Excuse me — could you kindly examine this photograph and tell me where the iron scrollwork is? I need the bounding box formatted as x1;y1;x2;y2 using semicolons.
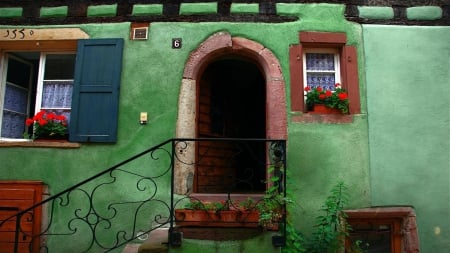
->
0;138;286;252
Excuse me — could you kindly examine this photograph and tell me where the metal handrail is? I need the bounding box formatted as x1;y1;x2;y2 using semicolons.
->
0;138;286;252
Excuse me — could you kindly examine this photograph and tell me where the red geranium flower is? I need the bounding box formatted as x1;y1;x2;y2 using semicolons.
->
25;118;34;127
56;115;66;121
46;112;56;120
304;84;349;113
24;110;68;139
33;110;46;120
338;92;348;100
38;119;48;126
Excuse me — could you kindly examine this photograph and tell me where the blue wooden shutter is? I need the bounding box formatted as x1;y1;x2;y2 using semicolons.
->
69;39;124;142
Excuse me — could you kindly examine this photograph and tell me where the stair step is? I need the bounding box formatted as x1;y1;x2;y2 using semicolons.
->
121;243;140;253
139;228;169;253
122;228;169;253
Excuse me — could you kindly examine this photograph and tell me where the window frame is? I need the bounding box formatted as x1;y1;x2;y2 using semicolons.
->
344;207;420;253
0;53;33;139
35;52;76;115
289;32;360;118
303;48;341;92
0;51;76;140
0;40;78;141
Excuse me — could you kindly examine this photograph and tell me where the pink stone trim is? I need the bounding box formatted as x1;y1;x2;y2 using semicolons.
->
181;32;287;140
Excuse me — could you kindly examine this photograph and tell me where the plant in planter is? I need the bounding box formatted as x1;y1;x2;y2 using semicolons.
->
256;166;288;230
174;198;260;227
305;83;349;114
24;110;68;140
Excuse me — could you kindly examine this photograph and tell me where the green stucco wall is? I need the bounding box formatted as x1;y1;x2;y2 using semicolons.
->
1;2;447;252
363;25;450;252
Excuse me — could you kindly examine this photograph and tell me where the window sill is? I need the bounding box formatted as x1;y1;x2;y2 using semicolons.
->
291;112;354;124
0;139;80;148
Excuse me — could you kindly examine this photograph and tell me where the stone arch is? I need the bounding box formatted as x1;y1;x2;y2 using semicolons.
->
174;32;287;194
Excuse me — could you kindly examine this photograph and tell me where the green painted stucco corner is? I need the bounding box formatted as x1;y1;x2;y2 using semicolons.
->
40;6;68;18
179;2;218;15
132;4;163;16
0;7;22;18
87;4;118;17
407;6;443;20
358;6;394;20
230;3;259;14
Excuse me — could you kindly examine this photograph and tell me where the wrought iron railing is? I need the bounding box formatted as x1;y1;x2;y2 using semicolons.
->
0;138;286;252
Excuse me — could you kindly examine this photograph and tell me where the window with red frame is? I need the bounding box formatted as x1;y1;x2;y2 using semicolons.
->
289;32;360;115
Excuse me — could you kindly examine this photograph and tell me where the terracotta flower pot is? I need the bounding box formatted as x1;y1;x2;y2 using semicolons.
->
310;104;342;114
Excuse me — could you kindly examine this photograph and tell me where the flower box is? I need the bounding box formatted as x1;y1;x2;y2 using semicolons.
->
310;104;342;114
174;209;260;228
305;83;349;114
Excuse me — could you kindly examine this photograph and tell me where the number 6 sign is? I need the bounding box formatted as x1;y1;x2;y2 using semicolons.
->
172;38;182;49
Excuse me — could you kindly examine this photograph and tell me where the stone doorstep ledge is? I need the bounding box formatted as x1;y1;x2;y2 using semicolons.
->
138;228;169;253
0;140;80;148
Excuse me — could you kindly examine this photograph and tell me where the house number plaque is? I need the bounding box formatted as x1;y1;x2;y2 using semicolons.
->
172;38;182;49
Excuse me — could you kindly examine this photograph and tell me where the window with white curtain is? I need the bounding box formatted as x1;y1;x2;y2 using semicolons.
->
303;48;341;91
0;52;75;139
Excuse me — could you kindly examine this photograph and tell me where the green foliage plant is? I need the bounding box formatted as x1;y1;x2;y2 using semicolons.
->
307;181;350;253
256;165;287;229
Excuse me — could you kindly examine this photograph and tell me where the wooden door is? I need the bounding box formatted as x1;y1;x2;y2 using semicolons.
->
0;181;44;253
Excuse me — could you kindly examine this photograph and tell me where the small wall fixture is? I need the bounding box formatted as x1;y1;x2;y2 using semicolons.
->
140;112;148;125
130;22;149;40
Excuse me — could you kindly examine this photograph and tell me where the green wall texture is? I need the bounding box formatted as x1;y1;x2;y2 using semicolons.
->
363;25;450;252
0;3;448;252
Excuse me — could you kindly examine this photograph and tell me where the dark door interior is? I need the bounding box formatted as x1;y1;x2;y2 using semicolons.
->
195;57;266;193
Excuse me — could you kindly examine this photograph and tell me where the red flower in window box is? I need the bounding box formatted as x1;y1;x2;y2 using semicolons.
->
305;83;349;114
25;110;68;140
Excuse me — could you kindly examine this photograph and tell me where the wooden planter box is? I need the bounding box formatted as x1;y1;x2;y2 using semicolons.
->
174;209;260;228
310;104;342;114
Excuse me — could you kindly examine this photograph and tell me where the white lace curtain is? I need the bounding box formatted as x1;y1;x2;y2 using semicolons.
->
1;80;72;138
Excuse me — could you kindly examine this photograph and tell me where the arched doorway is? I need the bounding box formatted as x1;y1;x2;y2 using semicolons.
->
175;32;287;195
196;57;266;193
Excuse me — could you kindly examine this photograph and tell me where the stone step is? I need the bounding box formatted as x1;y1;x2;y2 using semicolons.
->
139;227;169;253
122;228;169;253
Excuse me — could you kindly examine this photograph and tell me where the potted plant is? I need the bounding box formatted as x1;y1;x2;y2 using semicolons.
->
25;110;68;140
304;83;349;114
174;164;287;230
174;199;260;227
255;166;286;231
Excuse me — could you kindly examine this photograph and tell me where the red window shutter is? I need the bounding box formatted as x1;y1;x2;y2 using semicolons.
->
289;44;305;112
342;45;360;114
